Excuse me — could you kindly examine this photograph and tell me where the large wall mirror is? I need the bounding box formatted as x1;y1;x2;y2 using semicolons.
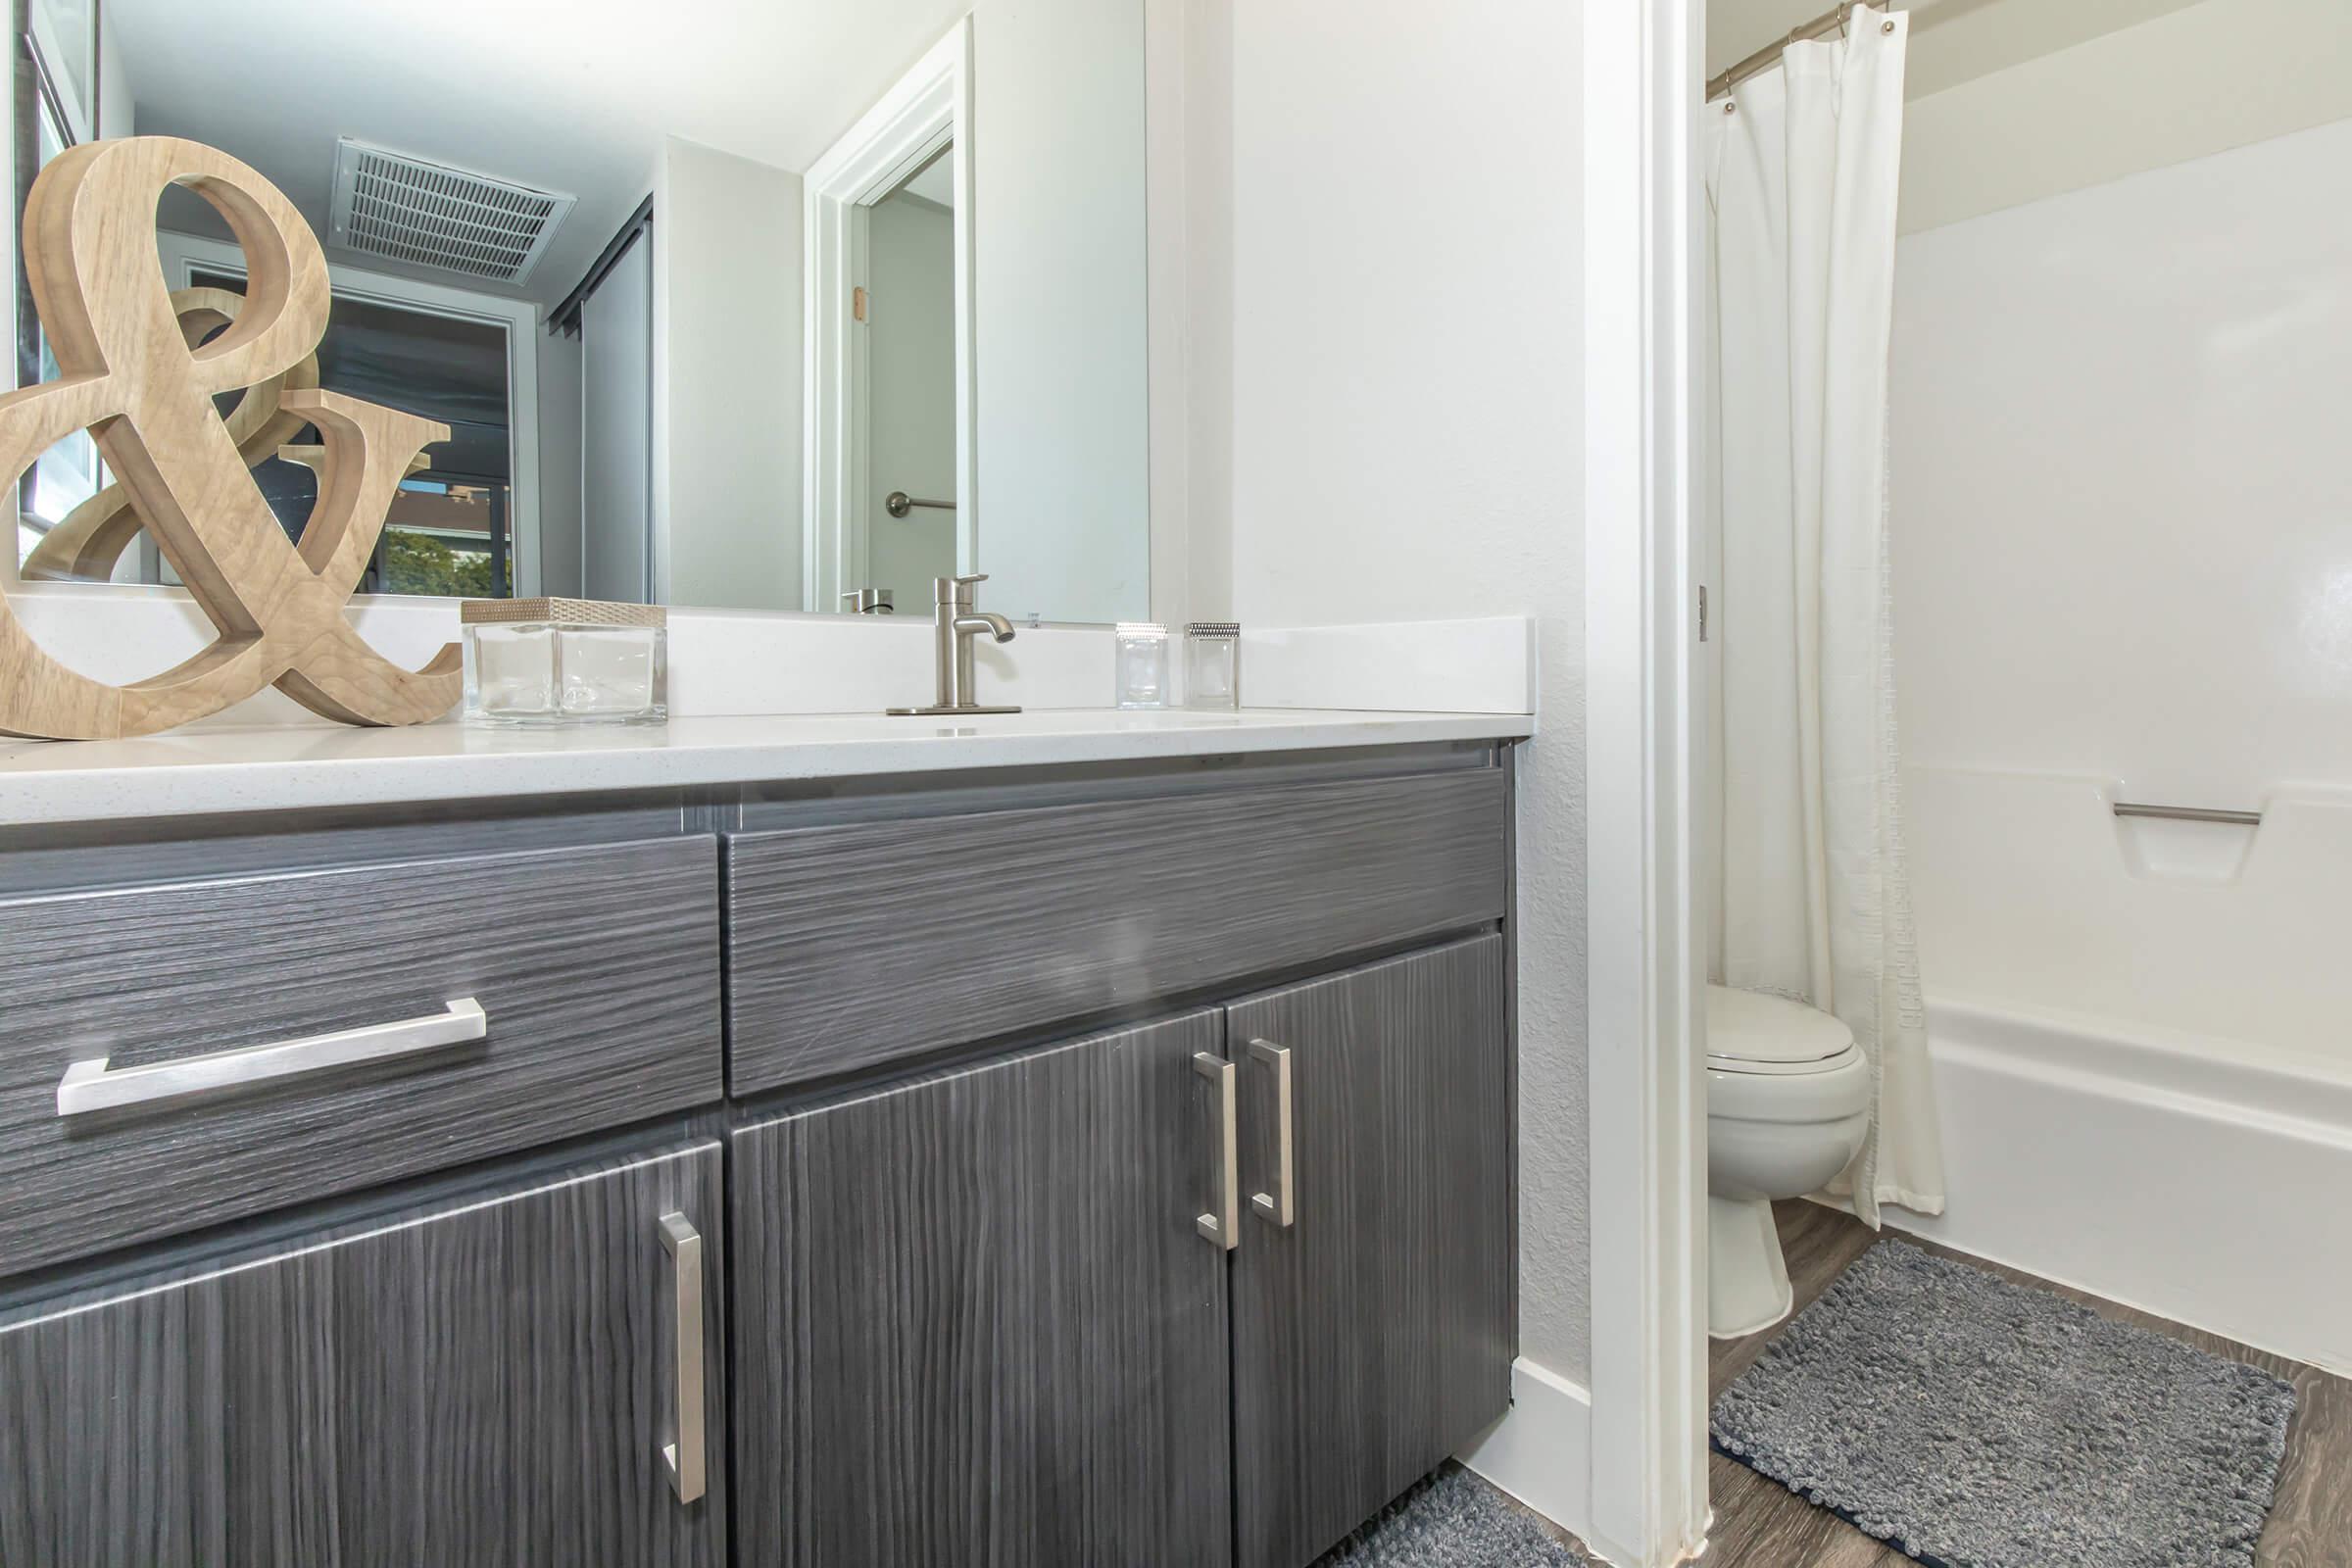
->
4;0;1149;624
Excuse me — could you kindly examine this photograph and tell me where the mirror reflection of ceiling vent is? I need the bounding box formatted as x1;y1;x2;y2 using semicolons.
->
326;138;575;285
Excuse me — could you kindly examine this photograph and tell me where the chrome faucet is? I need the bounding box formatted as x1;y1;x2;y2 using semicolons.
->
887;573;1022;715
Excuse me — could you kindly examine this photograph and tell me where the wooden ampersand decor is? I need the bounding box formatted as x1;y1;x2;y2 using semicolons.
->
21;285;320;583
0;136;462;740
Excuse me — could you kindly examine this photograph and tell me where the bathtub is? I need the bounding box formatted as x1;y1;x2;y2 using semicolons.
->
1884;766;2352;1374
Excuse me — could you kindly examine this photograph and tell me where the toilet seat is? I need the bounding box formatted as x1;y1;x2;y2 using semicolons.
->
1705;984;1859;1077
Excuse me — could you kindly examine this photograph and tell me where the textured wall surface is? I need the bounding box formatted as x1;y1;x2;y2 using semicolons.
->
1186;0;1590;1379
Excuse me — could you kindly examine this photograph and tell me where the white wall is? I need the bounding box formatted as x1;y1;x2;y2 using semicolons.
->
1711;0;2206;91
652;136;804;612
972;0;1151;624
866;192;959;610
1190;0;1589;1380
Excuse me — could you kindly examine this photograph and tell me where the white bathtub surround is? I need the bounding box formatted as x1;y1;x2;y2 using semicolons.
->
1873;103;2352;1380
1884;764;2352;1370
1707;11;1943;1227
1905;766;2351;1048
1889;115;2352;796
0;708;1532;827
0;583;1533;727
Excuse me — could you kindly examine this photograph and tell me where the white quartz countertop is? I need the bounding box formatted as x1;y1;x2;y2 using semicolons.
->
0;708;1534;828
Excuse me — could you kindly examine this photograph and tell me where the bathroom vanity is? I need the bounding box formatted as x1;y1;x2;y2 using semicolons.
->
0;712;1527;1568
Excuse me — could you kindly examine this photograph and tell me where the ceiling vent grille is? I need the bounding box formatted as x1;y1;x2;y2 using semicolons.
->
326;138;576;285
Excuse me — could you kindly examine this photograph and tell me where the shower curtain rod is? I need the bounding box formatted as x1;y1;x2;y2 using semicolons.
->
1706;0;1891;103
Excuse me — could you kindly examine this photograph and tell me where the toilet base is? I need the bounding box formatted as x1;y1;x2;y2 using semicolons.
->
1709;1194;1794;1340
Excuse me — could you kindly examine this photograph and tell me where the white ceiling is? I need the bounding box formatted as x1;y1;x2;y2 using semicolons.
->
113;0;972;305
1707;0;2211;97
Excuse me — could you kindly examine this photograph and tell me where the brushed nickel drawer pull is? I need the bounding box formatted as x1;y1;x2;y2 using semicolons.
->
54;997;488;1118
658;1211;708;1504
1194;1051;1240;1250
1247;1039;1296;1228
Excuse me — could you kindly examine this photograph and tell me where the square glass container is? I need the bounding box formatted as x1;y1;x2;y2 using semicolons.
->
1114;622;1172;710
1183;621;1241;710
461;598;667;726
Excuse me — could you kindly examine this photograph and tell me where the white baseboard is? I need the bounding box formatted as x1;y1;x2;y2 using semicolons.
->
1459;1356;1592;1550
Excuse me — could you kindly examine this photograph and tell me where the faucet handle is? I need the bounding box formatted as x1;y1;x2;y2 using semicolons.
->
935;573;990;606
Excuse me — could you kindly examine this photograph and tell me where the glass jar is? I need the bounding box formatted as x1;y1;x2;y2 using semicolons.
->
462;598;667;725
1183;621;1241;710
1114;622;1171;710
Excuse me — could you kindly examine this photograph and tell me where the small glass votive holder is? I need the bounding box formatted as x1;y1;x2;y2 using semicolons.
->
1114;621;1172;710
462;598;667;726
1184;621;1241;710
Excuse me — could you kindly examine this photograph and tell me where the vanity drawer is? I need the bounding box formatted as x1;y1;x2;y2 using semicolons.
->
0;835;722;1277
723;768;1507;1093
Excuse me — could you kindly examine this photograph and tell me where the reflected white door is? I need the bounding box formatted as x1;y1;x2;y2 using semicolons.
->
580;231;653;604
863;183;958;612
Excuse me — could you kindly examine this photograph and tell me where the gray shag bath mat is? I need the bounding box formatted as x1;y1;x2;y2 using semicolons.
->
1315;1465;1587;1566
1712;1240;2296;1568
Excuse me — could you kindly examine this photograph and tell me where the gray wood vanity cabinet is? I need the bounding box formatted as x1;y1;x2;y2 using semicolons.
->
0;834;725;1274
1229;936;1513;1568
0;1140;729;1568
0;743;1520;1568
721;769;1509;1092
729;1009;1236;1568
727;936;1509;1568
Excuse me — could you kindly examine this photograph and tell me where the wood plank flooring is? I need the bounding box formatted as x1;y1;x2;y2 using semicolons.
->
1551;1200;2352;1566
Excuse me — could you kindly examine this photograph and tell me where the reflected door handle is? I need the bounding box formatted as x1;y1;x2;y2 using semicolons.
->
1248;1039;1296;1227
658;1211;707;1504
1194;1052;1239;1250
885;491;956;518
56;998;487;1118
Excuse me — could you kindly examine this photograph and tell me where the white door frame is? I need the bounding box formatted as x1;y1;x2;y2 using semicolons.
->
1582;0;1708;1565
156;229;545;599
801;20;976;613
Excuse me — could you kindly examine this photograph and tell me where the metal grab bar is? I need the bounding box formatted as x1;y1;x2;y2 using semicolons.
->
885;491;956;518
2112;802;2263;827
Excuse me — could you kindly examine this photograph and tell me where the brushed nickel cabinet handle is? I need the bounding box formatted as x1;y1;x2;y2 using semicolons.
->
1247;1039;1296;1228
658;1211;707;1504
1194;1052;1240;1250
55;997;488;1118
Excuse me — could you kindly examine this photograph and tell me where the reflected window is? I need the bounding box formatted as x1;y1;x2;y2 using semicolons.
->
188;270;515;598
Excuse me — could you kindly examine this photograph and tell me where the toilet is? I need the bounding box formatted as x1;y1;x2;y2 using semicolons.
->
1705;984;1873;1338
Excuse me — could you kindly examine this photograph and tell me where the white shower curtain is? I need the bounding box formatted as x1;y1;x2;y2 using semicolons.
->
1706;9;1943;1225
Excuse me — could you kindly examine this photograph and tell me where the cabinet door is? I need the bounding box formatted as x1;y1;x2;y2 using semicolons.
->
732;1011;1233;1568
0;1140;727;1568
1226;936;1513;1568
